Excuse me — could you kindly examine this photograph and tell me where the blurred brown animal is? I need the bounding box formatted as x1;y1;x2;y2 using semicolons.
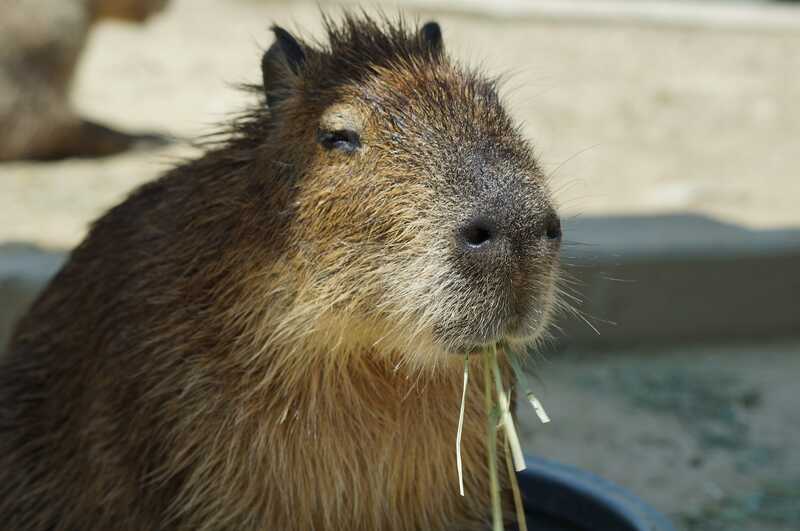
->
0;14;562;531
0;0;169;161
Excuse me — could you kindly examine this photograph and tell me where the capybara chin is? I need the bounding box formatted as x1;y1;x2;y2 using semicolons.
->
0;13;562;531
0;0;169;161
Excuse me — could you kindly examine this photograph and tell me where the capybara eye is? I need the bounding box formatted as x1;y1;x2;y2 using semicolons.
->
318;129;361;153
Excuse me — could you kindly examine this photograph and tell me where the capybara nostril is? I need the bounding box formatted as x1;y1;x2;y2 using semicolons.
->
545;213;562;241
460;218;495;248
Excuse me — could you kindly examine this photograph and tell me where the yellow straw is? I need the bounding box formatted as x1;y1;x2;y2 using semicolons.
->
456;353;469;496
504;432;528;531
484;349;503;531
491;344;526;472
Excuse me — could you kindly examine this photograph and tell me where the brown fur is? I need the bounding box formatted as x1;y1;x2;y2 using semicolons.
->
0;13;560;531
0;0;169;161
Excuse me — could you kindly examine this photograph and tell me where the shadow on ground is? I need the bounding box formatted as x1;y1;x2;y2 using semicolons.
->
517;341;800;531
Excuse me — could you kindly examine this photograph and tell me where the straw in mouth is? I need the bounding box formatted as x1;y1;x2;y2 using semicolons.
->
454;342;550;531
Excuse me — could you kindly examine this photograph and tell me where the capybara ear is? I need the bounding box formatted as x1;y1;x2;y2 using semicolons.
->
262;25;306;108
419;21;443;53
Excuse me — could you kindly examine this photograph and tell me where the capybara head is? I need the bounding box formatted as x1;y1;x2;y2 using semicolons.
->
90;0;169;23
249;15;561;369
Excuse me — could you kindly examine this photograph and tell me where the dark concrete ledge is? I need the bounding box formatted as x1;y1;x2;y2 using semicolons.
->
1;214;799;352
555;214;800;348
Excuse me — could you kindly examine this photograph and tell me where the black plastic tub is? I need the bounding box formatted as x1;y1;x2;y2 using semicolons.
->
511;456;676;531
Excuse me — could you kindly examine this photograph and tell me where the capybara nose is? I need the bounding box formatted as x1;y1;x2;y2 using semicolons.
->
456;208;561;271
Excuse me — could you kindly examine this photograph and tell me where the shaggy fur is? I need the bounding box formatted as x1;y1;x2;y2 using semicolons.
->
0;0;168;161
0;13;560;531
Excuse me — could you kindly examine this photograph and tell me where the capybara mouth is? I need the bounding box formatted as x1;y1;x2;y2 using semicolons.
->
452;342;499;356
447;315;540;355
441;287;556;355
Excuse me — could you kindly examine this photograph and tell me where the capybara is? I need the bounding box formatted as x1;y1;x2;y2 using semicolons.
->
0;13;562;531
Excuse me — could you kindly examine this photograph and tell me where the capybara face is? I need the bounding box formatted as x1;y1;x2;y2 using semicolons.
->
260;17;560;366
92;0;168;23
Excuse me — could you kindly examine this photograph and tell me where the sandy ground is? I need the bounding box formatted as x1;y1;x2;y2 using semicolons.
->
517;341;800;530
1;0;799;249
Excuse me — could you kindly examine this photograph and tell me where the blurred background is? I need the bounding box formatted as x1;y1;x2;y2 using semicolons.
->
1;0;798;529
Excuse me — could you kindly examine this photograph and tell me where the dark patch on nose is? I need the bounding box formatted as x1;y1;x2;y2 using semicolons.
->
459;217;495;248
454;212;514;277
545;212;562;241
454;215;512;280
453;202;561;282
